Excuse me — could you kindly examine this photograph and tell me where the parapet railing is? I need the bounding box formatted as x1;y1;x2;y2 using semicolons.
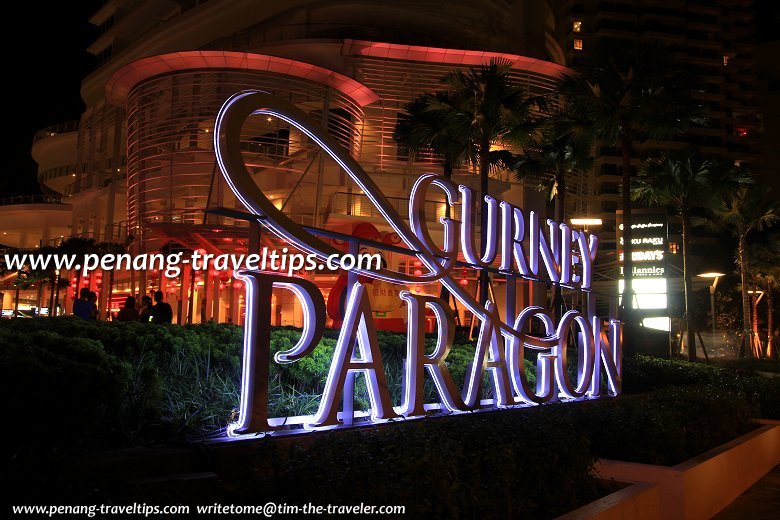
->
33;120;80;144
0;195;63;206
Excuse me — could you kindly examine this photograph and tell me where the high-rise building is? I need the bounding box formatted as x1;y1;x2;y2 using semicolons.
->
551;0;759;251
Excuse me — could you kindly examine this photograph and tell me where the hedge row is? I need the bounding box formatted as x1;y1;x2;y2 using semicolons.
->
623;355;780;419
231;382;756;518
0;318;514;444
0;318;771;515
0;318;774;453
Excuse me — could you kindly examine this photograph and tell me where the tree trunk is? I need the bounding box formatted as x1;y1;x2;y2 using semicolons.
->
479;138;491;306
36;283;43;315
440;157;453;305
767;289;775;358
619;131;635;325
752;291;762;358
54;275;61;316
107;269;115;321
74;270;82;315
738;235;752;358
48;274;55;315
682;210;696;361
552;170;566;323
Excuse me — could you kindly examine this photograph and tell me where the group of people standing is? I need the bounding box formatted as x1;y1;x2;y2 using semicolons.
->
72;288;99;320
73;289;173;324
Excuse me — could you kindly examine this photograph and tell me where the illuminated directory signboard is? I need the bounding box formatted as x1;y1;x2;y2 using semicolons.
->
214;91;622;436
617;210;669;331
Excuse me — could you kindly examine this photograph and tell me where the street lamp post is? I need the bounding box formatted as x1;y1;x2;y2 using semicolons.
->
697;272;725;335
570;217;603;233
570;218;604;316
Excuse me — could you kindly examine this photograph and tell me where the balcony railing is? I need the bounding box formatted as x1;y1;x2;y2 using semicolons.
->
330;191;445;221
33;120;80;144
0;195;63;207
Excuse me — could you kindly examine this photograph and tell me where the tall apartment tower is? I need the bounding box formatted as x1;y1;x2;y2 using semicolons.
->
550;0;759;253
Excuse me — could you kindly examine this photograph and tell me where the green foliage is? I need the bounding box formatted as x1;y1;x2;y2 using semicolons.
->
0;319;490;440
711;357;780;374
2;318;775;463
0;328;131;444
2;320;774;517
244;405;598;519
0;318;244;440
624;355;780;419
565;385;756;465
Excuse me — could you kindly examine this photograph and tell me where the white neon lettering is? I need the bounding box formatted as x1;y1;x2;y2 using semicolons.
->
212;90;622;437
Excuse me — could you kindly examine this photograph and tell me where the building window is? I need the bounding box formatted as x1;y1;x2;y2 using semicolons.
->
574;38;584;51
601;201;618;213
723;55;730;66
669;242;679;254
573;20;582;32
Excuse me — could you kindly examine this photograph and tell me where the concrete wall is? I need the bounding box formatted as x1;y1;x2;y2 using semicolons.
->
557;422;780;520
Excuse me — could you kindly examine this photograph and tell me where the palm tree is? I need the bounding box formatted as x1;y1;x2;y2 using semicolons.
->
394;59;543;305
633;150;718;361
559;39;703;323
58;237;98;302
749;235;780;357
394;91;468;181
712;184;779;357
394;91;469;305
97;241;127;320
513;108;593;320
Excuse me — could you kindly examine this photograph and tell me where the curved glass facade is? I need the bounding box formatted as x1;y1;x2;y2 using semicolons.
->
126;69;364;239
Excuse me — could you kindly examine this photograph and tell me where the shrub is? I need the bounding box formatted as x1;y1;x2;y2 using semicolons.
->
0;328;131;445
623;355;780;419
243;405;599;519
566;385;757;465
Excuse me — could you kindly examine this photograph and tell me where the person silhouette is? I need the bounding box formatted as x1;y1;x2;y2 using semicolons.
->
151;290;173;324
72;287;92;320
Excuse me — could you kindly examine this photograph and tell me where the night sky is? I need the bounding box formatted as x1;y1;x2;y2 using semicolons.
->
2;2;101;198
2;1;779;198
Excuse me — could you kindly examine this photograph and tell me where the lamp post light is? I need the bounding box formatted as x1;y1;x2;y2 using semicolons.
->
570;218;604;315
698;272;725;335
570;217;603;234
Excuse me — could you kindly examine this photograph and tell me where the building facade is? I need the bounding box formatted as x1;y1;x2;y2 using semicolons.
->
2;0;759;329
3;0;573;324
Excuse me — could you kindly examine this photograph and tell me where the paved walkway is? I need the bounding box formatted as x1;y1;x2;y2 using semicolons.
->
713;464;780;519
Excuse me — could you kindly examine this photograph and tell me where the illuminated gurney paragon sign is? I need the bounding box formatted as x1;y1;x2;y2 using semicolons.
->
215;91;622;436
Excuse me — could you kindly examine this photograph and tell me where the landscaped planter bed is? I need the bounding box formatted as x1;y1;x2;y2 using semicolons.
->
557;421;780;520
2;318;779;518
